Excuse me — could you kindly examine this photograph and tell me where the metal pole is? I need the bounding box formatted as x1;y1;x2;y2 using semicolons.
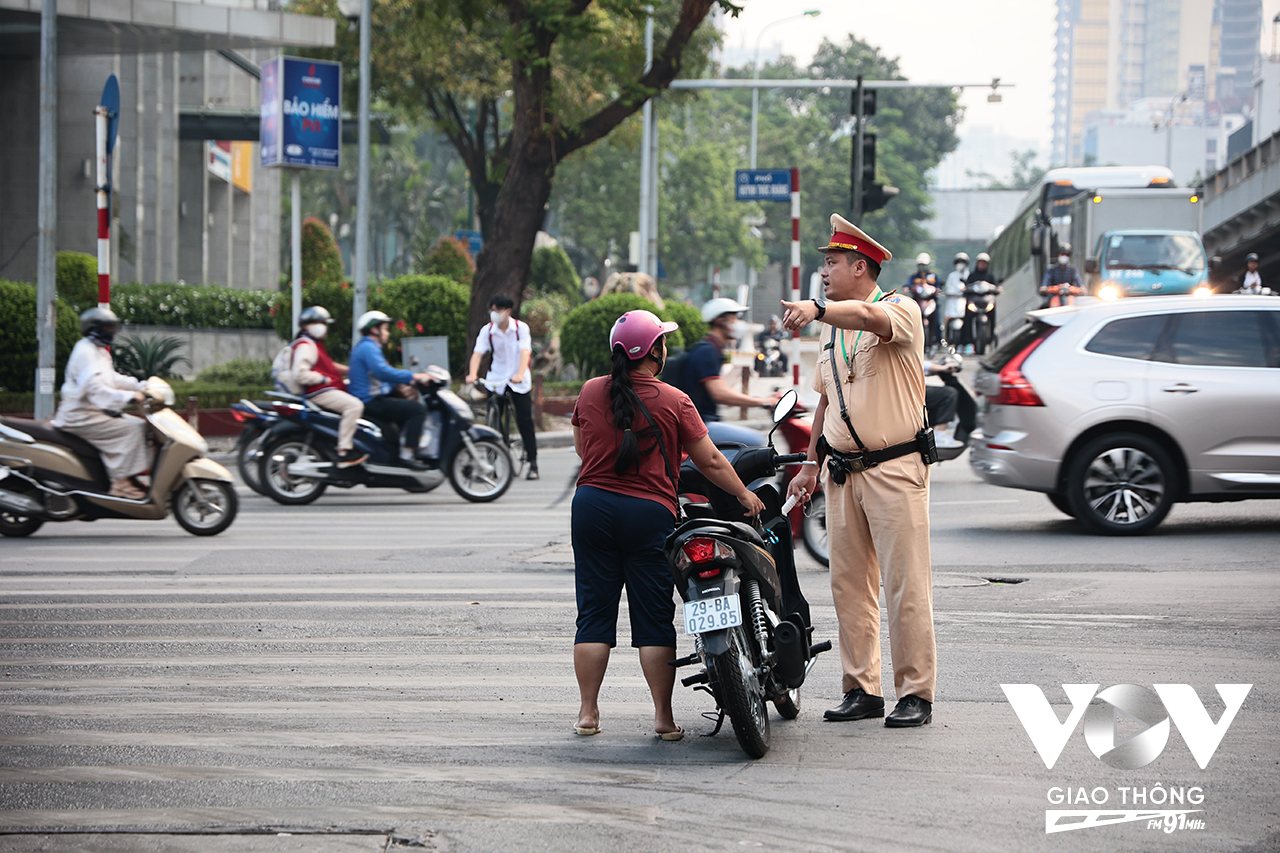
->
790;167;800;389
352;0;371;347
291;170;302;336
646;107;658;277
95;106;111;307
750;87;759;171
852;74;864;224
34;0;57;420
637;9;653;277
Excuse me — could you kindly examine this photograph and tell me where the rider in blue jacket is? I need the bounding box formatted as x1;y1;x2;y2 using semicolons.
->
349;311;433;468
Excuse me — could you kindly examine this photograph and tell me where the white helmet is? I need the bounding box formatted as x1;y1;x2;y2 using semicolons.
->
701;297;748;324
915;253;932;266
975;252;990;263
953;252;969;264
357;310;393;333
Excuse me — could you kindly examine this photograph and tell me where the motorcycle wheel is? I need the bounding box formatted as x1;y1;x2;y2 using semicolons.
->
801;493;829;567
974;322;991;355
706;625;771;759
773;688;801;720
0;509;43;538
448;437;513;503
259;436;331;505
172;479;238;536
237;430;268;495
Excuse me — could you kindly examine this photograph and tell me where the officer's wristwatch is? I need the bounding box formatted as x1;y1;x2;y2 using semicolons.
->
811;299;826;320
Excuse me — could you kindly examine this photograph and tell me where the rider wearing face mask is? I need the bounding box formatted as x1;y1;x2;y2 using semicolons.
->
290;305;367;468
679;298;776;425
1038;242;1084;308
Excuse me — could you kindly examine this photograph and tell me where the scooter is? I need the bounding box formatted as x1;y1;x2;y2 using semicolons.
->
667;391;832;758
967;281;1002;354
754;338;787;377
772;395;828;567
0;378;238;537
229;399;277;496
257;366;513;505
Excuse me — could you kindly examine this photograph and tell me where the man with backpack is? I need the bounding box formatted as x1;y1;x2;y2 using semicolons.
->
465;295;539;480
671;297;776;426
275;306;367;468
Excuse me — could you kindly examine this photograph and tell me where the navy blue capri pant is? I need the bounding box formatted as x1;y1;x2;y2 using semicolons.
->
572;485;677;648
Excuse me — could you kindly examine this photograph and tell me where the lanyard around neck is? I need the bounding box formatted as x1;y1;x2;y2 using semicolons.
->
841;287;885;368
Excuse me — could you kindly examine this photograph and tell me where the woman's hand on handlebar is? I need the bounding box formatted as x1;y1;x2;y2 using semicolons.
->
736;489;765;517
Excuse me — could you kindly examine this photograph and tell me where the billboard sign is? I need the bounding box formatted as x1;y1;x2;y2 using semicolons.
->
260;55;342;170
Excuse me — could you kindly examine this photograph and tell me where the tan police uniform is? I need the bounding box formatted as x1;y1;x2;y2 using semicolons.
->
812;228;936;704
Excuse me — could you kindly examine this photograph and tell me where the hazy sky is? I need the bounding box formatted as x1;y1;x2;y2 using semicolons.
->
720;0;1280;185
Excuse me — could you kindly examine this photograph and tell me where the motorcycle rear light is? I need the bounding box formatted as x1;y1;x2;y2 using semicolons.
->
992;328;1054;407
231;409;246;422
697;567;722;579
676;537;735;571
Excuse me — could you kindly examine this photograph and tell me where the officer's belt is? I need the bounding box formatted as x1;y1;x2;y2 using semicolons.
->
818;434;918;481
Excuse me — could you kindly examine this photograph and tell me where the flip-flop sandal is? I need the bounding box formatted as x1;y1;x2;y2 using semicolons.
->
574;725;601;736
656;726;684;741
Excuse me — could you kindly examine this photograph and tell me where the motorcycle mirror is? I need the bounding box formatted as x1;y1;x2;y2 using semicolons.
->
772;390;798;424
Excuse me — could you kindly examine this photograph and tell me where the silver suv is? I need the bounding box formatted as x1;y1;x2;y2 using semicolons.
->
969;295;1280;534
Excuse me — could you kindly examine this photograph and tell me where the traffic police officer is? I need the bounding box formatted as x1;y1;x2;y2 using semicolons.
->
780;214;937;728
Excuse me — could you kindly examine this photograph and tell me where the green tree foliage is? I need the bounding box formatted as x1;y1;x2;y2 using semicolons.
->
292;0;736;345
527;246;581;306
379;274;471;374
416;236;475;287
197;358;273;386
967;149;1047;191
56;252;99;313
111;335;191;380
0;280;79;393
559;292;697;379
301;217;345;287
112;283;275;329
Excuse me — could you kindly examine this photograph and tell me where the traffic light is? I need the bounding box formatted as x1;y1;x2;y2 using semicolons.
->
860;131;877;186
850;88;876;118
862;182;899;214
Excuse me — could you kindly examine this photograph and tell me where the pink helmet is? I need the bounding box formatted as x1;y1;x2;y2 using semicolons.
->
609;310;678;361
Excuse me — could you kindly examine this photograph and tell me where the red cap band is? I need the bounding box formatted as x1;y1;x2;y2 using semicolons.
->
824;231;887;265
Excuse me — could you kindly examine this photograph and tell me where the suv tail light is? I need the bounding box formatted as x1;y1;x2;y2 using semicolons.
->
992;328;1054;407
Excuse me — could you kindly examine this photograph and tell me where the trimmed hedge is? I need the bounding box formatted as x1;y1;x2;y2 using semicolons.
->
57;251;99;313
528;245;581;306
113;283;275;329
301;217;344;287
272;280;355;359
418;236;474;287
560;293;697;379
196;358;273;386
0;279;80;393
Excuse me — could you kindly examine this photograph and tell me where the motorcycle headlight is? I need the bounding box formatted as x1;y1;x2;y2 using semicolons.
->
1097;284;1120;301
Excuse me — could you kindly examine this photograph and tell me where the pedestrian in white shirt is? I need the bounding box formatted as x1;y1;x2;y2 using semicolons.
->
466;295;539;479
52;308;150;499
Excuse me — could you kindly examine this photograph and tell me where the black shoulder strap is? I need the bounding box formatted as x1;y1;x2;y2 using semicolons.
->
824;325;870;453
630;389;681;494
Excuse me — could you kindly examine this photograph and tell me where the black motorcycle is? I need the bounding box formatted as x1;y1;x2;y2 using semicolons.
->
257;367;513;505
966;281;1001;355
667;391;831;758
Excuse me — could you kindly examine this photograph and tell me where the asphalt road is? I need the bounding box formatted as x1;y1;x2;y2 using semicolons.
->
1;439;1277;853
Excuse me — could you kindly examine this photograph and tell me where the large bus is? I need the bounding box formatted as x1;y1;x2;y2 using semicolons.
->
985;165;1176;336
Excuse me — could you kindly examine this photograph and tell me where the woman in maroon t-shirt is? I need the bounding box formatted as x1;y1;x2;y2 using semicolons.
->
570;310;763;740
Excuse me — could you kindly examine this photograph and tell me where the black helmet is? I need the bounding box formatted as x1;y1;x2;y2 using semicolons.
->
79;307;121;344
299;306;334;326
1246;253;1259;262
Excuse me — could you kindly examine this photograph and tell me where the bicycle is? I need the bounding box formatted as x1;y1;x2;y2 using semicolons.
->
471;381;529;478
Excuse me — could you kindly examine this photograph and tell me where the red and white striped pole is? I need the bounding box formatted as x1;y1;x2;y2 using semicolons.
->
790;167;801;388
94;105;110;309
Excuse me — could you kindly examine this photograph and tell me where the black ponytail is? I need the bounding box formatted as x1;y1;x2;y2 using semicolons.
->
610;344;642;475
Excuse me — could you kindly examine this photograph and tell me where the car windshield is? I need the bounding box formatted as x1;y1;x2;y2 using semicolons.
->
1105;234;1204;271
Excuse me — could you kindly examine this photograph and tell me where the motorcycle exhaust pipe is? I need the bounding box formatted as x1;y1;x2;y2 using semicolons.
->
0;486;45;516
774;619;808;689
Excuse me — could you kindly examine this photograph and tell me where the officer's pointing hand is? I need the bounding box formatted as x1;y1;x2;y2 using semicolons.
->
780;300;816;332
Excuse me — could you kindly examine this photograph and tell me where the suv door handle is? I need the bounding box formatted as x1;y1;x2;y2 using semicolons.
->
1162;383;1199;394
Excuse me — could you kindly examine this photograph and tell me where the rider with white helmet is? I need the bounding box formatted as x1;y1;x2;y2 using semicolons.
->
905;253;942;349
348;310;436;468
675;297;775;425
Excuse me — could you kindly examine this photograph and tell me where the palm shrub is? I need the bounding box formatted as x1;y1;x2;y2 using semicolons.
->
300;217;344;287
0;279;79;393
56;251;99;313
527;245;581;306
111;334;191;380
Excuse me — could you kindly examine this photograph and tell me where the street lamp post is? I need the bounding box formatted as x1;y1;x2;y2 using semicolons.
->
338;0;372;347
1164;92;1187;172
750;10;820;170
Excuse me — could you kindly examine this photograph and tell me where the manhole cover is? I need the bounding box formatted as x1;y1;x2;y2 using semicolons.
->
932;573;989;588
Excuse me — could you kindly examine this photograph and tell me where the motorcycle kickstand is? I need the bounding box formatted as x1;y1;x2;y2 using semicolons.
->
693;686;727;736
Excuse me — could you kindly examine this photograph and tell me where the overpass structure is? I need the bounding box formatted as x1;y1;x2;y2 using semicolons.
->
1201;128;1280;287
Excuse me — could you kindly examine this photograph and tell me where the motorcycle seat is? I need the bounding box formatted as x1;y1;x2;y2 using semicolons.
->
674;517;766;548
0;418;110;487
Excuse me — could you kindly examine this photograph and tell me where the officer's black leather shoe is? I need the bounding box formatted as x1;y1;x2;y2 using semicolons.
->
823;687;885;721
885;695;933;727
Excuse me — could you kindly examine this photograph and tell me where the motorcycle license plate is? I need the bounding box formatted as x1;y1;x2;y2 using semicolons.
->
682;594;742;635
